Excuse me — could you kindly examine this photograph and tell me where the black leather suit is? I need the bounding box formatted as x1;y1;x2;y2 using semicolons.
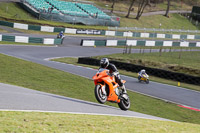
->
102;63;123;86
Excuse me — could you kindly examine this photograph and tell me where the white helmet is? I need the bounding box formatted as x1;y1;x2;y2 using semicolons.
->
141;69;145;74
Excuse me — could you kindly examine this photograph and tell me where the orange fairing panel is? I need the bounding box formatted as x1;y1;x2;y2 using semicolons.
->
107;93;120;103
102;77;120;103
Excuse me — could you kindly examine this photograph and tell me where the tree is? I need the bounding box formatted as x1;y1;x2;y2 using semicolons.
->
147;0;151;6
164;0;170;17
135;0;151;20
111;0;116;13
125;0;136;18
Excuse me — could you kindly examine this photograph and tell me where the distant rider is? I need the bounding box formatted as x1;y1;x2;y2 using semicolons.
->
99;58;127;93
58;31;64;38
138;69;147;79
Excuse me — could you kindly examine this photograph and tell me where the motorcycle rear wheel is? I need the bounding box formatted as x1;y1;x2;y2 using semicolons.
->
118;94;130;111
94;85;107;104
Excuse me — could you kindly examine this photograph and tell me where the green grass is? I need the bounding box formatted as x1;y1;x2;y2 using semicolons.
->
1;53;200;124
156;1;192;11
118;13;199;30
1;111;200;132
0;2;34;20
0;28;7;32
109;46;200;49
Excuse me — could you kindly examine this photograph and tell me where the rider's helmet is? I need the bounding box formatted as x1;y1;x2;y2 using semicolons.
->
60;31;63;34
141;69;146;74
100;58;109;68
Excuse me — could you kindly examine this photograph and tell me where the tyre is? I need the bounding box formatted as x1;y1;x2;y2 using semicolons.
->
146;79;149;84
138;77;141;82
118;94;130;111
94;85;107;104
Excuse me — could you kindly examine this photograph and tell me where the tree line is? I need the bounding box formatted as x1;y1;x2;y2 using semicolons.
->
108;0;200;20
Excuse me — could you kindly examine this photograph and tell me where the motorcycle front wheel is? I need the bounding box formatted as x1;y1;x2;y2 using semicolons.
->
94;85;107;104
138;76;141;82
118;94;130;111
146;79;149;84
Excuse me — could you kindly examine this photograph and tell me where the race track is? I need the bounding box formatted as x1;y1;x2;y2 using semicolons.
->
0;33;200;120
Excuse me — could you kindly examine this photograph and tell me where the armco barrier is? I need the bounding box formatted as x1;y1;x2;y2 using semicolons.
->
78;57;200;85
1;19;200;40
81;39;200;47
0;34;62;45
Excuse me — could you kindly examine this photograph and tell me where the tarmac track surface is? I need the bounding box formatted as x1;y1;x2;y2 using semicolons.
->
0;41;200;110
0;34;200;121
0;83;171;121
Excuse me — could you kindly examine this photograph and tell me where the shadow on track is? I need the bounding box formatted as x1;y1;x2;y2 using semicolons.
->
38;92;121;110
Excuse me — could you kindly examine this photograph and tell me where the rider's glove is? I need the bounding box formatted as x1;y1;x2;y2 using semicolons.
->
113;72;119;76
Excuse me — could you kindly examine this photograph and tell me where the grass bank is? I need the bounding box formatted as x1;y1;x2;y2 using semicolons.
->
0;111;200;132
118;13;198;29
92;0;192;13
0;53;200;124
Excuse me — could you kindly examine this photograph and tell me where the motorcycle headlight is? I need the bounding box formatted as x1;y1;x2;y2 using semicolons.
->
115;88;119;96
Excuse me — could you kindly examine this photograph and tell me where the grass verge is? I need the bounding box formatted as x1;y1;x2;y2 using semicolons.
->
0;111;200;132
109;46;200;49
51;57;200;92
0;53;200;124
0;28;7;32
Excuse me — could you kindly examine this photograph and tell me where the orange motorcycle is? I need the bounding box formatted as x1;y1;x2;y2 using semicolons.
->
92;68;130;110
